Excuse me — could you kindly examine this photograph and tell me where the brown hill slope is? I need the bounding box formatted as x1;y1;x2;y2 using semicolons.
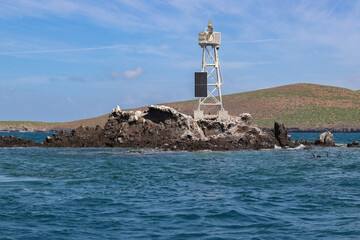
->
0;114;109;131
162;83;360;129
1;83;360;131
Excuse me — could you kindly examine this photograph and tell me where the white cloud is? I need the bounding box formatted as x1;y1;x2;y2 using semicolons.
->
262;1;360;63
2;76;87;84
110;67;145;80
2;0;360;91
226;39;287;44
0;0;254;33
137;45;171;57
223;61;272;69
124;67;145;79
0;45;126;55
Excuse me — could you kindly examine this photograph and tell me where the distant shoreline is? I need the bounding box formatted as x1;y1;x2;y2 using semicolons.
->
0;128;63;133
265;128;360;133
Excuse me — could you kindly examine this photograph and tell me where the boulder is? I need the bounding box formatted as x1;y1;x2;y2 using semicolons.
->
112;105;122;113
237;113;253;124
315;131;335;146
274;122;291;147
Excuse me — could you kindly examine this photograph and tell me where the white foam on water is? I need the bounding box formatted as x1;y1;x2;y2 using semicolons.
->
336;144;347;148
293;144;306;150
0;175;43;183
274;145;282;150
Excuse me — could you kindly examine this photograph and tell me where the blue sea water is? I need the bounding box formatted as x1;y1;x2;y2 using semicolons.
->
0;132;53;143
0;133;360;239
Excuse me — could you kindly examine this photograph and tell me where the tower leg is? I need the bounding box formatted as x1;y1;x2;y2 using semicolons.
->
194;109;204;120
214;47;223;111
201;47;206;71
217;110;229;121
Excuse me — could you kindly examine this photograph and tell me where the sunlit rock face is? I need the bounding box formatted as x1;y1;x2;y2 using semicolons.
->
315;131;335;146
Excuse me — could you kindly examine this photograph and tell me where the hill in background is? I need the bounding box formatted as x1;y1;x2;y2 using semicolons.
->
0;114;109;132
165;83;360;130
1;83;360;131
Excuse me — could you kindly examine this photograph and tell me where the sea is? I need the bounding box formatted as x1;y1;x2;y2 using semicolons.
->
0;132;359;239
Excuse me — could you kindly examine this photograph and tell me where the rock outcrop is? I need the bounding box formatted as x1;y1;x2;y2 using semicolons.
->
44;126;106;147
0;135;41;147
237;113;253;125
273;122;292;147
10;105;350;151
43;105;300;150
347;140;360;148
315;131;335;146
299;139;314;146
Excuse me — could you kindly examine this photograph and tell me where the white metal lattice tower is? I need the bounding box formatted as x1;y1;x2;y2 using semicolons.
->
194;20;228;120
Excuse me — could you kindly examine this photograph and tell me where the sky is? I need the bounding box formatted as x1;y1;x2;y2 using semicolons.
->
1;0;360;122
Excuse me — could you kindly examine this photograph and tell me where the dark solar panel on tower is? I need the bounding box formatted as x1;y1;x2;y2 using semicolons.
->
195;72;207;97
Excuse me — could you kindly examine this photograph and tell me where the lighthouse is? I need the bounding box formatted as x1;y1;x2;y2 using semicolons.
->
194;20;228;121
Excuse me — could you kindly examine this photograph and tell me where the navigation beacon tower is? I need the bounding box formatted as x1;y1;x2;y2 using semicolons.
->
194;20;229;120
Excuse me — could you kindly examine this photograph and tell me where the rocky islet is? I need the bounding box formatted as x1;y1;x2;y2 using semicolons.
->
0;105;352;150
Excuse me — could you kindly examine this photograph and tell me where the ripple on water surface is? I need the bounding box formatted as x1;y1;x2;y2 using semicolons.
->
0;144;359;239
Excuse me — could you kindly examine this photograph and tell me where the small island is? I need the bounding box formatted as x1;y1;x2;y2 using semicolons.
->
0;105;338;150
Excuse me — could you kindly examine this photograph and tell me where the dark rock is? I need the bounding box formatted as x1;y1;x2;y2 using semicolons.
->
274;122;291;147
43;125;106;147
347;140;360;148
101;105;276;150
300;139;314;145
0;135;41;147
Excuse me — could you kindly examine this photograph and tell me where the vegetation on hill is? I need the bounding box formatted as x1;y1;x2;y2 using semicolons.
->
1;83;359;130
162;83;360;129
0;114;109;131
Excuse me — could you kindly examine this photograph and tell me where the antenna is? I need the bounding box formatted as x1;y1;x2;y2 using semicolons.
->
194;20;229;121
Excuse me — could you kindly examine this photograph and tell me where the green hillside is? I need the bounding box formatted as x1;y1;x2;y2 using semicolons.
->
162;83;360;128
0;114;109;131
1;83;360;130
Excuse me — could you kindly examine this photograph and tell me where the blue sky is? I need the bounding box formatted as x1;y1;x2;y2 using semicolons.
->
1;0;360;122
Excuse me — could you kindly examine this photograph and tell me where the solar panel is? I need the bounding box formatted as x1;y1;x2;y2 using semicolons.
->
195;72;207;97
